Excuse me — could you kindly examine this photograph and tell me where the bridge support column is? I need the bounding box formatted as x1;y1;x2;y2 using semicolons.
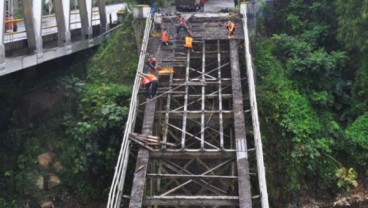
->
54;0;71;47
97;0;108;33
0;0;5;70
78;0;93;40
22;0;43;62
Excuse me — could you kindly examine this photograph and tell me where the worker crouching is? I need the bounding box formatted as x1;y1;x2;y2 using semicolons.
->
161;28;173;46
141;73;159;99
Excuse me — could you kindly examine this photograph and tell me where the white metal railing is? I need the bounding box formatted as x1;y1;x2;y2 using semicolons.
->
107;14;152;208
241;3;269;208
4;10;100;42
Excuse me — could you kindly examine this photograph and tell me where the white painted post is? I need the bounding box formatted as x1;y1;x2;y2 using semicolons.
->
86;0;92;36
33;0;43;62
78;0;93;40
55;0;71;46
62;0;71;44
0;0;5;70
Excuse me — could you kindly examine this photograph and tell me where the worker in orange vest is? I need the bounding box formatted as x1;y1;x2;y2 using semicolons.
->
147;56;158;74
161;28;172;46
176;13;192;37
226;21;236;38
141;73;159;99
185;34;193;52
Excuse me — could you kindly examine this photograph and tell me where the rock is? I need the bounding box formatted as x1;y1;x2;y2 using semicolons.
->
36;175;44;190
52;161;63;171
48;173;61;189
38;152;52;167
40;200;54;208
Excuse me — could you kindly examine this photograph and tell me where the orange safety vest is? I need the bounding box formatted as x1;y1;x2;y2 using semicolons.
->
185;36;193;48
228;22;235;32
141;77;150;85
162;31;170;42
146;73;158;81
141;74;157;85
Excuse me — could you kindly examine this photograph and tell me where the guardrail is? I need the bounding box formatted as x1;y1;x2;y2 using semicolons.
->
4;10;101;42
240;3;269;208
107;13;152;208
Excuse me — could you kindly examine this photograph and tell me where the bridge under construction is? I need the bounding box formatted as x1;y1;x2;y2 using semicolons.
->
108;2;268;208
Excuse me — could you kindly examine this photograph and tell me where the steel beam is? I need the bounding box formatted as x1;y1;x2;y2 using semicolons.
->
54;0;71;46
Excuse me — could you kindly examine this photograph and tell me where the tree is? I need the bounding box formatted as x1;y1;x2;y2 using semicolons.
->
335;0;368;52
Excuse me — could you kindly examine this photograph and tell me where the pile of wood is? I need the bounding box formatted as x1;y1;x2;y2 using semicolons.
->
129;133;176;151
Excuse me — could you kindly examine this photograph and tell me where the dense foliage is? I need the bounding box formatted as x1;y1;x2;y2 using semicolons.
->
0;14;139;207
255;0;368;206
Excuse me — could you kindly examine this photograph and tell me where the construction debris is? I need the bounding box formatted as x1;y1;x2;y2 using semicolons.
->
129;133;176;151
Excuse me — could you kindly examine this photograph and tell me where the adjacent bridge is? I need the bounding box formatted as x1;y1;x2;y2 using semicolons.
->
0;0;125;76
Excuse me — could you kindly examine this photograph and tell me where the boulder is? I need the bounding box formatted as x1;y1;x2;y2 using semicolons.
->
38;152;52;167
48;173;61;189
36;175;44;190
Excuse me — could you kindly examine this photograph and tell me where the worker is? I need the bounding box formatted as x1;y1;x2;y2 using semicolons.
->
141;73;159;99
146;56;158;74
199;0;206;11
184;34;193;52
226;21;236;38
153;8;162;32
161;28;172;46
176;13;192;37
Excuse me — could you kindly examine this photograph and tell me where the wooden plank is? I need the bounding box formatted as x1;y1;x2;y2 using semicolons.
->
150;151;236;159
201;41;206;149
217;40;225;149
230;39;252;208
147;173;238;179
143;196;239;206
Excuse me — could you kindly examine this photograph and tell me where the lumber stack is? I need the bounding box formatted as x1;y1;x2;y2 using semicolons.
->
129;133;176;151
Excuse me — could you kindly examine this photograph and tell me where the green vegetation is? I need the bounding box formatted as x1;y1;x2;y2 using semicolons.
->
1;0;367;207
255;0;368;205
0;14;140;206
